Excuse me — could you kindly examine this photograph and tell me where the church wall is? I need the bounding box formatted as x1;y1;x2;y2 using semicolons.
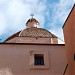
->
63;5;75;75
6;37;52;44
0;44;66;75
6;37;64;44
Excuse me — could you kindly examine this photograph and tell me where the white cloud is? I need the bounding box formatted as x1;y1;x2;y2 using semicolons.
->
49;0;74;26
0;13;7;35
0;0;47;37
0;0;8;4
46;0;74;40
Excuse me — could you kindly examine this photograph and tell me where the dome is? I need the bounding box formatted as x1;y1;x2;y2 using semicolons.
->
26;18;39;26
26;18;39;28
4;14;58;43
19;27;57;38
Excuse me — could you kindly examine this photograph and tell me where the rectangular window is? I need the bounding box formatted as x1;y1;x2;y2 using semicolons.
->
30;50;49;69
34;54;44;65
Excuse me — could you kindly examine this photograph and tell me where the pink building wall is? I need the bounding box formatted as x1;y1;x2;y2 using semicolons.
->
0;44;66;75
63;5;75;75
5;37;64;44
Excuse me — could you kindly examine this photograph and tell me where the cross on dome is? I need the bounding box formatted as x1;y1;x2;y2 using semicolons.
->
30;13;34;18
26;14;40;28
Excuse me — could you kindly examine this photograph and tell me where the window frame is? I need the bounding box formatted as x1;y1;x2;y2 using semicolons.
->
29;50;49;70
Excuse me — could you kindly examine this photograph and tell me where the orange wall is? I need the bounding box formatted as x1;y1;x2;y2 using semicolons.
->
63;5;75;75
74;5;75;75
0;44;66;75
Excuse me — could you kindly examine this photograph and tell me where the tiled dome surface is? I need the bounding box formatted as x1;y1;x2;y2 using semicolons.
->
19;27;57;38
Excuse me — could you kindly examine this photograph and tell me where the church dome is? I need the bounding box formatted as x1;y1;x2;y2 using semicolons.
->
19;27;57;38
26;18;39;26
26;14;39;28
4;14;58;43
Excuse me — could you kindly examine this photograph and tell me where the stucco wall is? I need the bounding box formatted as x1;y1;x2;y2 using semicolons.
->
74;5;75;75
0;44;66;75
63;5;75;75
6;37;64;44
6;37;52;44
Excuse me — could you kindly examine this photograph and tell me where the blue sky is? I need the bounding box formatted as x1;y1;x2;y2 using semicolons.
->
0;0;74;42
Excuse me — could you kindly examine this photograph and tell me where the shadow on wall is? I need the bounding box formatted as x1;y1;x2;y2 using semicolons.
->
0;67;13;75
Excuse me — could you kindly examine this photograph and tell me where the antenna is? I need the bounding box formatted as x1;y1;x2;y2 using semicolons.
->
30;13;34;18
